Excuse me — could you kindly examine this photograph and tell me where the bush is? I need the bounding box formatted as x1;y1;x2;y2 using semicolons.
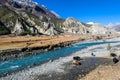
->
107;43;111;50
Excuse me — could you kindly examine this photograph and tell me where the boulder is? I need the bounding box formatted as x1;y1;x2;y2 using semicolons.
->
91;53;95;56
73;56;81;61
110;53;117;57
113;57;119;64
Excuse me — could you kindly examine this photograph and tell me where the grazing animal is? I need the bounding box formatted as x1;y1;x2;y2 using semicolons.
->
91;53;95;56
110;53;117;57
73;56;81;61
113;57;119;64
72;60;81;65
72;56;81;65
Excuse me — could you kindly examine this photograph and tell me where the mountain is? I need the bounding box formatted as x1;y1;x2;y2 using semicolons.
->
109;23;120;32
89;23;112;35
0;0;58;18
0;0;64;35
62;17;113;35
0;0;115;36
62;17;89;34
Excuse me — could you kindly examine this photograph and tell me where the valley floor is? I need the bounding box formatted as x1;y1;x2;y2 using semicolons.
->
0;34;87;61
0;34;85;50
1;36;120;80
0;34;118;61
0;34;118;51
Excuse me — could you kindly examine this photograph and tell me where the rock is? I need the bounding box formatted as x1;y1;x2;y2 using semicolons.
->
73;56;81;61
91;53;95;56
49;59;54;62
113;57;119;64
90;23;113;35
110;53;117;57
63;17;87;34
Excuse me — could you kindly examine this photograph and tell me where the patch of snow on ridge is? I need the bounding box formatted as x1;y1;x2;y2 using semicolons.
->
13;0;32;2
51;11;61;18
87;22;94;24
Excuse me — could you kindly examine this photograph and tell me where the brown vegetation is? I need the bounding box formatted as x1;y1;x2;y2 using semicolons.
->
0;34;85;50
0;34;119;51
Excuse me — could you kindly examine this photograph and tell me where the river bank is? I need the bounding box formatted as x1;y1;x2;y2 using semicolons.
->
0;34;86;61
1;37;120;80
0;34;119;61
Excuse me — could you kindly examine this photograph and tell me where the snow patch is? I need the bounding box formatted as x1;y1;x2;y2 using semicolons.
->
51;11;61;18
87;22;94;24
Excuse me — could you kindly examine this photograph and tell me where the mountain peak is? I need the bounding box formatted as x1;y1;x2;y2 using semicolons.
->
13;0;32;2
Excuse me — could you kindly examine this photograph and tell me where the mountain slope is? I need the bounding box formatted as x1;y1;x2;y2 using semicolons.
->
62;17;89;34
89;23;112;35
0;0;64;35
110;24;120;32
0;0;115;36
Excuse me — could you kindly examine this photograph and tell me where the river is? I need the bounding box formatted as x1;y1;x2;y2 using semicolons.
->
0;40;119;77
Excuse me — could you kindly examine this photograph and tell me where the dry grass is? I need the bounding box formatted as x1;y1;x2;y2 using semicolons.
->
0;34;87;50
79;62;120;80
0;34;119;50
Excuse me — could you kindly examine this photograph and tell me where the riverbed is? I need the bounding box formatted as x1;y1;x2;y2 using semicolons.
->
0;38;120;80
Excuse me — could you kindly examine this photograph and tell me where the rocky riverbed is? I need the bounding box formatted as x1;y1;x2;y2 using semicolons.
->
0;40;81;61
0;34;119;62
1;37;120;80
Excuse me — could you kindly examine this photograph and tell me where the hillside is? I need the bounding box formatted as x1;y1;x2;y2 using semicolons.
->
110;24;120;32
0;0;116;36
0;0;64;35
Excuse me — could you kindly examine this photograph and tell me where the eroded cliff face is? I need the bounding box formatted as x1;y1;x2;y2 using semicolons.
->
63;17;89;34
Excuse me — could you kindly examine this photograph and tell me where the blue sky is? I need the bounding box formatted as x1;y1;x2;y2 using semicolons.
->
33;0;120;25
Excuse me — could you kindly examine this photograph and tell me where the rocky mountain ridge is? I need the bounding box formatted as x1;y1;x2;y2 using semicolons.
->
0;0;115;36
109;23;120;32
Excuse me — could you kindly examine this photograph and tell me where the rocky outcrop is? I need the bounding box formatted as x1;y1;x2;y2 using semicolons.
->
12;19;23;35
63;17;88;34
88;23;112;35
